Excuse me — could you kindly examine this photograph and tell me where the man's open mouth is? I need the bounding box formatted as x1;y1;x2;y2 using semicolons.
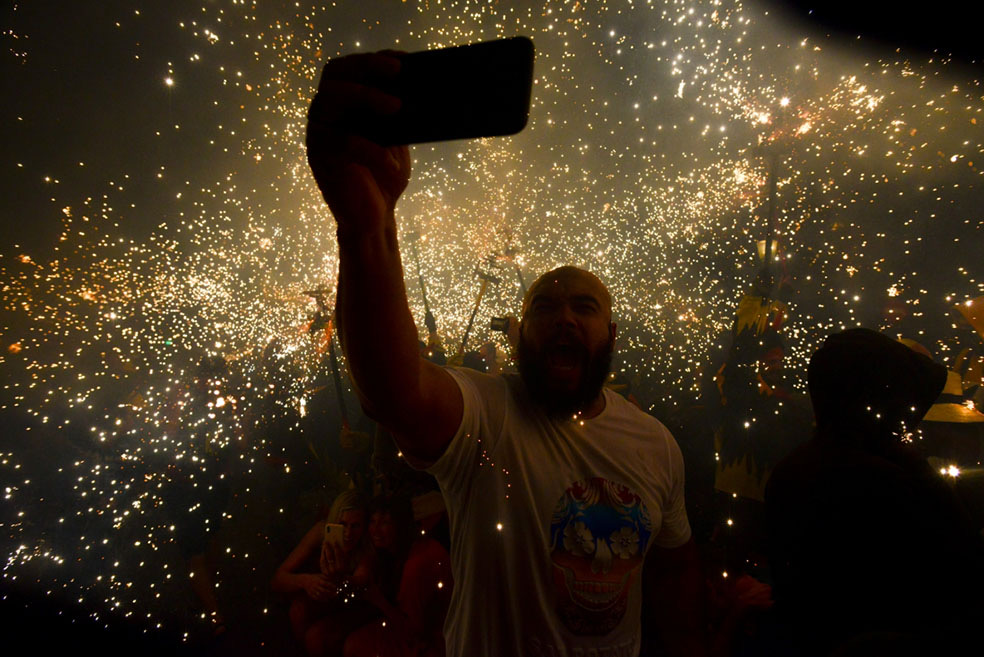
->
547;345;582;371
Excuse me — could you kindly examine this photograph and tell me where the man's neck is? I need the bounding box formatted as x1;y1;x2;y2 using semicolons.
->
513;371;609;420
578;390;607;420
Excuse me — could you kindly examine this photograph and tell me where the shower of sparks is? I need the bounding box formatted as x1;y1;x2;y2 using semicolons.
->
1;0;982;642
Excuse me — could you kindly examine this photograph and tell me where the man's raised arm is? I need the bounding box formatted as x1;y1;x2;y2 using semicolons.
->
306;51;462;466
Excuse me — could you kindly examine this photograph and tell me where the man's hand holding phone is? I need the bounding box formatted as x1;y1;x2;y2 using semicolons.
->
306;52;411;237
307;39;532;471
306;38;533;234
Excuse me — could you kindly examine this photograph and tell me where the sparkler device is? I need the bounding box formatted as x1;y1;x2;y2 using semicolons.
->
365;36;535;145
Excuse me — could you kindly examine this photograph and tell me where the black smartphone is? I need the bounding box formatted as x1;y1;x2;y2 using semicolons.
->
363;37;535;146
490;317;511;333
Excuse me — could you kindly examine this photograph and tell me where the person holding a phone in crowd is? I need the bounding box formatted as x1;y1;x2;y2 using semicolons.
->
271;489;378;655
342;494;453;657
305;44;705;657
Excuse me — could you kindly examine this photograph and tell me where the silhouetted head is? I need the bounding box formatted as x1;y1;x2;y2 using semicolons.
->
366;494;415;555
517;266;616;418
807;328;946;446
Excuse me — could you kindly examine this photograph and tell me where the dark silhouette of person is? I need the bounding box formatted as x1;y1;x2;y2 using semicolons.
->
271;490;379;656
343;494;453;657
765;328;984;656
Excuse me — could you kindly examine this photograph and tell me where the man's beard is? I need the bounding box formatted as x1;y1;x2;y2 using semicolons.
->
516;332;614;419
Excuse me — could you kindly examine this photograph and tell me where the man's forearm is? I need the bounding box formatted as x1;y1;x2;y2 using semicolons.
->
336;218;422;426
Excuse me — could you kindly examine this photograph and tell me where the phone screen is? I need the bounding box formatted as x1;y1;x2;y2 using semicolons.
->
364;37;535;145
323;522;345;548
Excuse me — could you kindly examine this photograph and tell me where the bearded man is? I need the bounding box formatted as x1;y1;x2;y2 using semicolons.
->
307;50;705;657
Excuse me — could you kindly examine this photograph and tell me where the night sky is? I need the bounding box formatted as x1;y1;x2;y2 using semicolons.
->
1;0;982;648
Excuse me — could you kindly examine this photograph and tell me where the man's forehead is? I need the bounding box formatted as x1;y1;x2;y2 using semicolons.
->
523;267;611;313
529;278;604;300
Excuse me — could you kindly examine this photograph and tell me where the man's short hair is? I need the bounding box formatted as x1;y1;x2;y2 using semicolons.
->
521;266;613;320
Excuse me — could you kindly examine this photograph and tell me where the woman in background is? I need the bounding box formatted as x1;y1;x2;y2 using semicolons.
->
343;494;453;657
272;489;379;656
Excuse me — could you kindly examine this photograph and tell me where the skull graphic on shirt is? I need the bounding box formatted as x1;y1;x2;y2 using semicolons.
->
548;477;653;635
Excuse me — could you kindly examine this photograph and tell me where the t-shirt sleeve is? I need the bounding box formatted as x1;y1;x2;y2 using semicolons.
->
424;367;502;496
652;431;692;549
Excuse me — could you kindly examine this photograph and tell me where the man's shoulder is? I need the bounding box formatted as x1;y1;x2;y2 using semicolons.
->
445;366;506;389
444;367;515;414
603;388;673;437
598;390;682;474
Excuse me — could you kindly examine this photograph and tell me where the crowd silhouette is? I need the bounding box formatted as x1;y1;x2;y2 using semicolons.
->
252;324;982;657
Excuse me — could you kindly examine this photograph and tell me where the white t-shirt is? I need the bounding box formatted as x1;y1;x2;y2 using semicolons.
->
425;368;691;657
